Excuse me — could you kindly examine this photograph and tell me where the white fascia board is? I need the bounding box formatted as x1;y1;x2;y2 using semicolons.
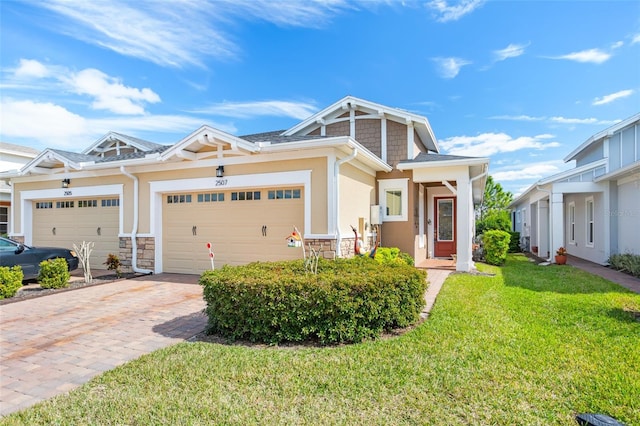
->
563;113;640;162
20;149;82;175
160;125;257;161
594;160;640;182
397;157;489;170
537;159;607;185
262;137;392;172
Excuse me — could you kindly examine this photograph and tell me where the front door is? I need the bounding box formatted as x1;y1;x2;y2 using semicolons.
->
434;197;456;258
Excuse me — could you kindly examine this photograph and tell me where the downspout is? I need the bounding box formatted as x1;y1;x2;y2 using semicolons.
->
536;185;552;262
334;147;358;257
120;166;153;274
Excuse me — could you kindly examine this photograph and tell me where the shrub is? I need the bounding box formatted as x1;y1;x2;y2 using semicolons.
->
0;266;23;299
200;257;427;345
608;253;640;278
476;209;512;236
508;231;521;253
38;258;71;289
483;230;511;266
104;253;122;278
374;247;413;265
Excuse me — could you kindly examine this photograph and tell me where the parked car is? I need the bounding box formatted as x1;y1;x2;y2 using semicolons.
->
0;237;79;281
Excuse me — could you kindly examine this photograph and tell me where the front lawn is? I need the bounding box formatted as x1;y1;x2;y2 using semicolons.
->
3;254;639;425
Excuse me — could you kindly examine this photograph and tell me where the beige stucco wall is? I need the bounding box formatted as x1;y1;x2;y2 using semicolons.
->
375;170;416;255
338;163;376;238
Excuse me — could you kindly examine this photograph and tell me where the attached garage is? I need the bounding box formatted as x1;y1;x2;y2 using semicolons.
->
32;197;120;270
162;187;304;274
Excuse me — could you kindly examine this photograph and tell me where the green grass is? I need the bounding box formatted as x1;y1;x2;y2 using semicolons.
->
3;254;639;425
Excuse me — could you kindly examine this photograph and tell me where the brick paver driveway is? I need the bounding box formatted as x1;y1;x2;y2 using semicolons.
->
0;274;206;417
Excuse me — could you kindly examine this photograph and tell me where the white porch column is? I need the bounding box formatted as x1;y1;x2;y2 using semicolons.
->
550;191;564;263
456;176;473;271
537;199;549;259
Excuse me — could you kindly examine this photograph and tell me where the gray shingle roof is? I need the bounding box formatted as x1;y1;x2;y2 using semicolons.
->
49;149;100;163
95;146;169;163
403;153;481;163
110;132;167;151
240;131;327;144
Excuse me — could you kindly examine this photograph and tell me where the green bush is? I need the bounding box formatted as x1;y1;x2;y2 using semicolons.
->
476;209;512;236
374;247;413;266
608;253;640;278
508;231;521;253
0;266;23;299
483;230;511;266
38;258;71;289
200;257;427;345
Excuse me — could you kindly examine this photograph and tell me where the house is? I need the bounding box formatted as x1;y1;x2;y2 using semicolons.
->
3;96;488;274
0;142;39;236
510;113;640;264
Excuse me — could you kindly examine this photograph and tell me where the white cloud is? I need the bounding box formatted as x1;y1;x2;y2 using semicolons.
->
549;116;620;125
66;69;160;115
632;33;640;44
192;100;318;120
493;43;528;62
0;98;235;150
489;114;545;122
549;48;611;64
592;89;634;106
438;132;560;157
610;41;624;49
432;57;472;79
492;162;563;182
35;0;359;68
427;0;484;22
14;59;50;79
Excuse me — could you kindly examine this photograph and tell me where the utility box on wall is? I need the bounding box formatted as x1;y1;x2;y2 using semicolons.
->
370;205;382;225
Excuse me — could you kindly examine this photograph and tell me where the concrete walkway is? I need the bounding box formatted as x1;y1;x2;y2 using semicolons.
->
567;255;640;294
0;274;206;417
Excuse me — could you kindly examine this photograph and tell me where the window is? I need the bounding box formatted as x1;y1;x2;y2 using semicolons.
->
197;192;225;203
167;194;192;204
231;191;261;201
102;198;120;207
35;201;53;209
0;207;7;235
78;200;98;208
586;197;594;247
378;178;408;222
268;188;301;200
56;201;74;208
568;202;576;244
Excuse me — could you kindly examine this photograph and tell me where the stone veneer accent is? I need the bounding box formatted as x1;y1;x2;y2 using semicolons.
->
302;236;375;260
119;236;155;272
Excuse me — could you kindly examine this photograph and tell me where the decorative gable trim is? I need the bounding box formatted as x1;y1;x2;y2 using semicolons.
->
160;125;258;162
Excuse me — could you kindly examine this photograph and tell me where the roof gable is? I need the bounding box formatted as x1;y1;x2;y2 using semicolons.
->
159;125;258;162
282;96;439;153
82;132;165;157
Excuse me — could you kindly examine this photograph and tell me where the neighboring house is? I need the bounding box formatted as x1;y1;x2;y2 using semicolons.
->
510;113;640;264
0;142;39;235
3;96;488;273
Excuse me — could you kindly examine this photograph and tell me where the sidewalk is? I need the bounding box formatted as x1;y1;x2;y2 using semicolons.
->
567;255;640;294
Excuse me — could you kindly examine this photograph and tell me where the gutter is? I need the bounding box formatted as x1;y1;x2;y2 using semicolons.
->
334;147;358;257
120;166;153;275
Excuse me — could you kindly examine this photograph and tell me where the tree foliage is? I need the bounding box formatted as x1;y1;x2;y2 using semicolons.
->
478;176;513;220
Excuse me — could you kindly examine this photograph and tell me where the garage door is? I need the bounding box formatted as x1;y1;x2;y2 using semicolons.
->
163;187;304;274
32;198;120;270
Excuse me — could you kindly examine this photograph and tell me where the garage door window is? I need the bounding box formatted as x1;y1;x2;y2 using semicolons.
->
197;192;225;202
268;189;301;200
56;201;74;208
0;207;7;235
231;191;261;201
36;202;53;209
167;194;192;204
102;198;119;207
78;200;98;208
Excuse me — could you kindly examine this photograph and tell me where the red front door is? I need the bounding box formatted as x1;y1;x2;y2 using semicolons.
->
434;197;456;258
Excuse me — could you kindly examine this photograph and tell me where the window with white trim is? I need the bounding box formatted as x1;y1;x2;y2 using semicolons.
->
568;202;576;244
378;178;408;222
586;197;594;247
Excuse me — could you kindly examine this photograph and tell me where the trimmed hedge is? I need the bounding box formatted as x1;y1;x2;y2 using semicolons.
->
374;247;414;266
200;257;427;345
0;266;23;299
38;258;71;289
508;231;521;253
483;230;511;266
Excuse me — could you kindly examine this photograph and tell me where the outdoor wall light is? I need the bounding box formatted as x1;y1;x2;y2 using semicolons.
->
62;178;71;188
216;166;224;178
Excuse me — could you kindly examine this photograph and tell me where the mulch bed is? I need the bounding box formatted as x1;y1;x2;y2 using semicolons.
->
0;273;140;305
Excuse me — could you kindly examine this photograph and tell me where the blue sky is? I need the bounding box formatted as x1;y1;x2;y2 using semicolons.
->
1;0;639;195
